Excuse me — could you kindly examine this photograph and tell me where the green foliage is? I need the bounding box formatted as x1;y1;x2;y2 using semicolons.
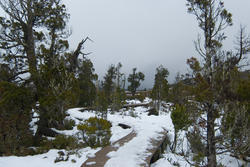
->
237;79;250;101
77;117;112;148
0;0;88;140
134;93;146;102
37;135;80;154
102;63;126;112
63;119;76;130
38;61;79;130
186;129;206;162
148;107;158;116
151;65;169;110
95;91;109;119
192;152;206;166
221;102;250;158
110;63;126;111
186;0;233;33
110;87;126;112
185;1;236;166
78;58;98;107
168;73;191;104
0;82;34;155
0;64;13;82
128;68;145;96
103;64;117;104
171;104;191;152
171;104;191;132
52;135;79;150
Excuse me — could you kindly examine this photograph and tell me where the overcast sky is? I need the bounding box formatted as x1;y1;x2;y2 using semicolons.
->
1;1;250;88
62;0;250;88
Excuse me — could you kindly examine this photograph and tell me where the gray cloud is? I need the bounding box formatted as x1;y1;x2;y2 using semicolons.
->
1;0;250;88
63;0;250;88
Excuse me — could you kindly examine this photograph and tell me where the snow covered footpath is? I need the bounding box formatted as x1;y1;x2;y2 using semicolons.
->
105;107;174;167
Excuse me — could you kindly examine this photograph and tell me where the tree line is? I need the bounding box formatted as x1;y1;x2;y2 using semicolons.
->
0;1;249;167
0;0;151;155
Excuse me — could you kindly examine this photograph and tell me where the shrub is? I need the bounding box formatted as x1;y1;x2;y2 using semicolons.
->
186;129;206;165
0;82;34;156
36;135;79;154
52;135;79;150
170;104;191;152
94;91;108;119
77;117;112;148
63;119;76;130
171;104;191;131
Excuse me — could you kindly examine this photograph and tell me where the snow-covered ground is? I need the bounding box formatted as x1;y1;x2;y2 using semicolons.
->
105;106;173;167
0;98;171;167
0;148;99;167
0;98;247;167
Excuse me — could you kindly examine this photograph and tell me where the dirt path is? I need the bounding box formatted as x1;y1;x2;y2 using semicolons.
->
140;129;169;167
81;131;137;167
81;129;168;167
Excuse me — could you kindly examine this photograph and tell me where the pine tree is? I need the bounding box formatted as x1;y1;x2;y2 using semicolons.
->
127;68;145;97
78;58;98;107
102;63;126;111
95;91;109;119
151;65;169;111
186;0;249;166
103;64;116;104
111;63;126;111
0;82;34;155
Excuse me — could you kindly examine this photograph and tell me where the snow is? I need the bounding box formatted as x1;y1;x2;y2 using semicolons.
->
104;106;174;167
86;161;96;165
151;152;190;167
29;110;39;135
0;148;99;167
109;125;132;144
0;99;247;167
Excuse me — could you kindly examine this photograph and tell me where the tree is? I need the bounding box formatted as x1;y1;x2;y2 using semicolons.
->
0;64;13;82
221;76;250;163
0;0;88;140
37;61;79;132
103;64;116;104
127;68;145;97
0;82;34;155
111;62;126;111
78;58;98;107
186;0;249;166
101;63;126;111
168;72;191;105
151;65;169;111
171;104;191;152
95;91;109;119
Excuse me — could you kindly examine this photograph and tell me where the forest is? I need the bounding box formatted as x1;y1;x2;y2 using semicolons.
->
0;0;249;167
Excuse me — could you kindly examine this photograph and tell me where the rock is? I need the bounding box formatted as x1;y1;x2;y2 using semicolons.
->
147;108;159;116
118;123;131;129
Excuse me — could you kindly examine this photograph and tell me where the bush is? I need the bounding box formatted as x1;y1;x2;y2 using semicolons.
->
94;91;108;119
52;135;79;150
77;117;112;148
171;104;191;131
186;129;206;165
0;82;34;156
170;104;191;152
63;119;76;130
37;135;80;154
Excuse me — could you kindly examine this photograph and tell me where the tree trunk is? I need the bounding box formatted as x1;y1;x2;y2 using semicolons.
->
207;106;217;167
172;130;177;152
